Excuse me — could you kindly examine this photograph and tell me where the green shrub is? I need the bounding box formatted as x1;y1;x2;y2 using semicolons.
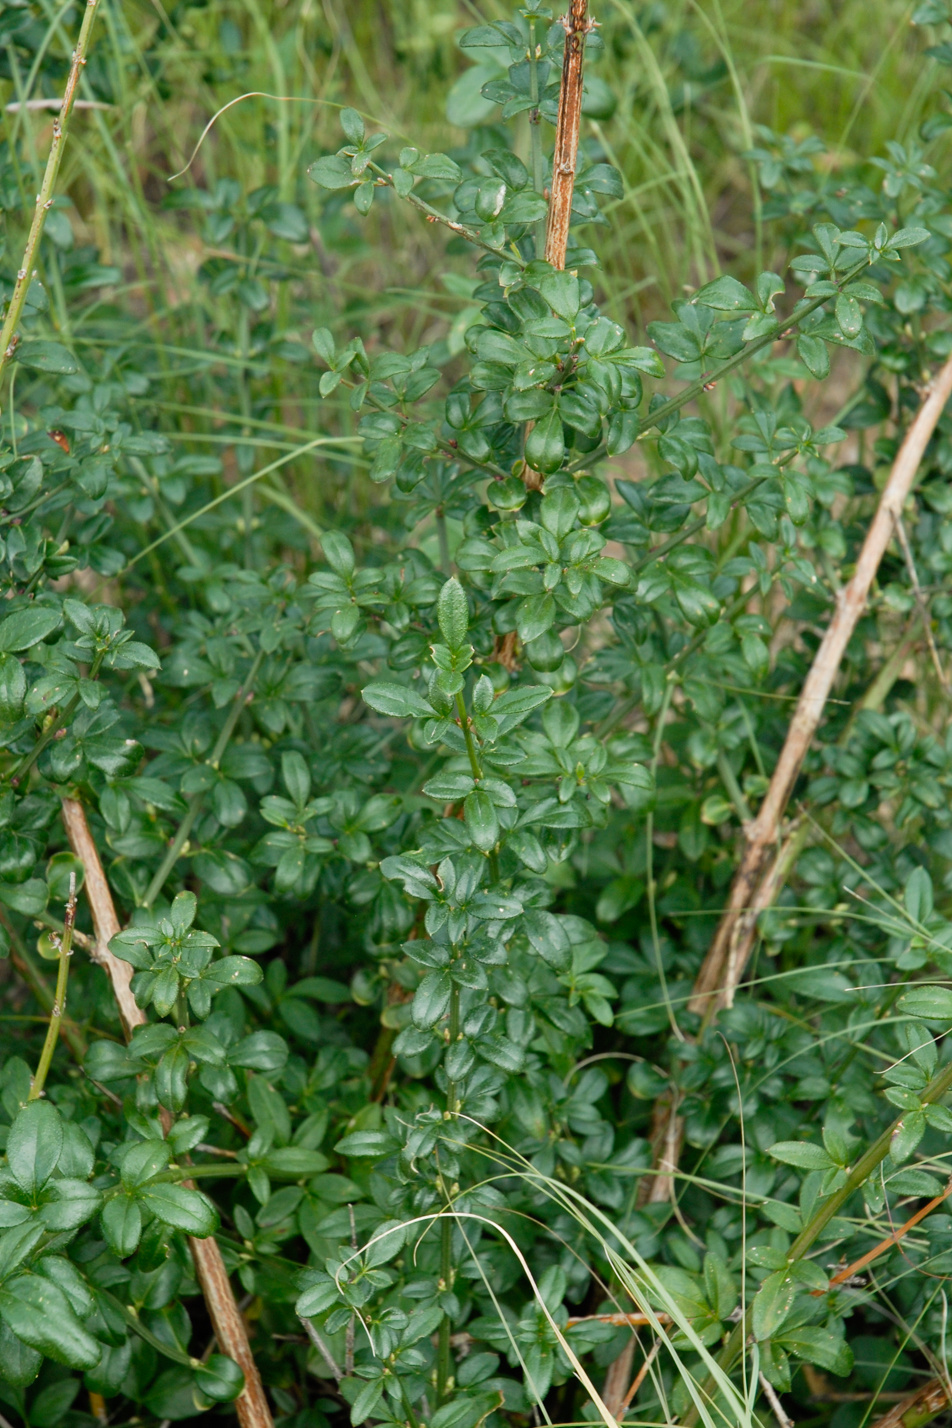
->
3;4;952;1428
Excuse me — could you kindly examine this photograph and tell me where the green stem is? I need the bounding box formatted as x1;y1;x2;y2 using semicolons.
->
102;1162;247;1190
455;692;482;781
628;475;767;579
571;258;872;472
437;981;460;1400
11;650;104;785
0;909;86;1058
646;680;681;1041
684;1055;952;1427
436;507;451;575
130;457;201;566
143;649;264;908
716;749;753;825
527;16;545;261
0;0;103;393
28;879;76;1100
372;165;526;267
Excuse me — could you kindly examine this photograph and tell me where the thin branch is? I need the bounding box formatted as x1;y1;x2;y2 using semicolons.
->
759;1372;794;1428
62;797;143;1038
893;513;951;694
28;874;76;1100
299;1316;343;1383
60;798;274;1428
544;0;593;269
0;0;103;387
689;352;952;1016
814;1177;952;1293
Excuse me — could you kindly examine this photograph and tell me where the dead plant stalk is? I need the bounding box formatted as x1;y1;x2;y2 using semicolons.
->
60;798;274;1428
690;352;952;1015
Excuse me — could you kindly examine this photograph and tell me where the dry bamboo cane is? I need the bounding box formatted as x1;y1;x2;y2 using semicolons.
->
689;350;952;1015
524;0;594;493
61;798;274;1428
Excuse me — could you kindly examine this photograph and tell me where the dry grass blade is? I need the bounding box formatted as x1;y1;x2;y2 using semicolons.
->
60;798;274;1428
690;352;952;1015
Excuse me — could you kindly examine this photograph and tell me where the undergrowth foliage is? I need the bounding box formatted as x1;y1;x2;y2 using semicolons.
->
3;4;952;1428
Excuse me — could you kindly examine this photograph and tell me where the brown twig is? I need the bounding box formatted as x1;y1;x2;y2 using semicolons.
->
893;513;951;694
61;798;142;1038
689;352;952;1016
566;1313;669;1328
544;0;593;269
60;797;274;1428
812;1177;952;1293
759;1372;794;1428
523;1;593;494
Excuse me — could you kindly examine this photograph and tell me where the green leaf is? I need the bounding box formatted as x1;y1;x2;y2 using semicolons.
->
38;1178;102;1231
0;1274;101;1369
437;577;469;652
340;107;365;144
333;1130;398;1158
322;531;355;577
768;1140;834;1170
835;292;863;338
16;341;79;374
0;1317;41;1386
120;1139;171;1189
412;968;452;1027
0;880;48;916
195;1354;245;1404
539;270;581;322
361;681;432;718
464;789;499;852
6;1102;63;1196
751;1270;795;1341
525;407;565;475
139;1183;218;1236
308;154;357;189
777;1326;852;1376
262;1147;330;1176
0;607;61;653
516;593;556;644
101;1195;142;1257
796;334;830;379
905;867;933;924
898;985;952;1021
693;275;755;311
886;226;930;249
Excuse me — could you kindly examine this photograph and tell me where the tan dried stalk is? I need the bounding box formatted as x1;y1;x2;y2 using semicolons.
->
690;351;952;1015
61;798;274;1428
544;0;592;269
601;356;952;1415
524;0;594;493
